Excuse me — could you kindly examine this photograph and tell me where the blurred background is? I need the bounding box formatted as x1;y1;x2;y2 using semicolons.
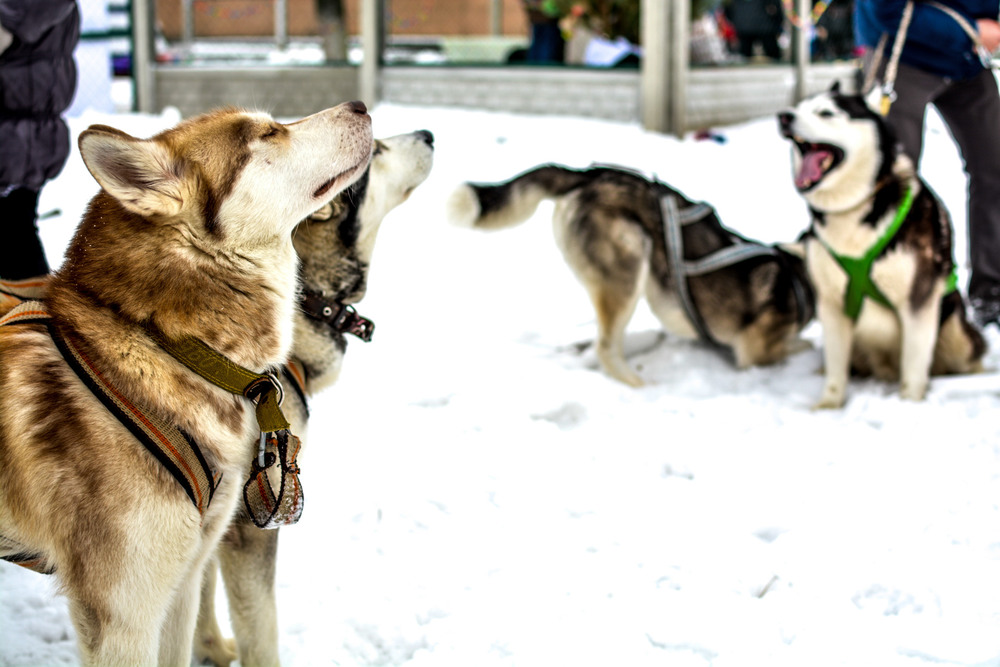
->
75;1;860;133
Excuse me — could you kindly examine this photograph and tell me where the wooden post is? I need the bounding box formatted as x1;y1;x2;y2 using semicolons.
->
132;0;155;113
359;0;383;107
275;0;288;49
640;0;670;133
490;0;503;36
182;0;193;45
669;0;689;135
794;0;811;102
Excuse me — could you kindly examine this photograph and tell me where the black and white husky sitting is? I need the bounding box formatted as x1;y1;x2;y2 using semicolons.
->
779;83;985;408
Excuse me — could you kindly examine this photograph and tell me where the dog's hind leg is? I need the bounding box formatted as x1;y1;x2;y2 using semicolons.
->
217;521;281;667
932;306;986;376
194;557;239;666
586;278;646;387
556;209;650;387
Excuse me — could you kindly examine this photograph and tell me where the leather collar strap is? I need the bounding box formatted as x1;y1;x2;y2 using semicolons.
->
300;290;375;342
146;326;290;434
145;326;304;529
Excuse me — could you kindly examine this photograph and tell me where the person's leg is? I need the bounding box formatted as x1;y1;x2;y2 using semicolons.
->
761;33;781;60
933;69;1000;324
1;187;49;279
883;63;949;164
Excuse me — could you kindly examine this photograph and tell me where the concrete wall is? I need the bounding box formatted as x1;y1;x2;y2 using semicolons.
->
153;65;359;118
685;63;857;129
381;66;640;122
151;61;857;130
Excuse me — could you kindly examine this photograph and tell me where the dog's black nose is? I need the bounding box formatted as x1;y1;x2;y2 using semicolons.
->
777;111;794;130
416;130;434;147
346;100;368;115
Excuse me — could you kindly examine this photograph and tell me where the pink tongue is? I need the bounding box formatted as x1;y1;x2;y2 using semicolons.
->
796;148;831;189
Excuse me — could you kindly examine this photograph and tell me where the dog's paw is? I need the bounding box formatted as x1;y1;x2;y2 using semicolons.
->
899;381;928;402
608;368;645;388
194;634;237;667
812;385;846;410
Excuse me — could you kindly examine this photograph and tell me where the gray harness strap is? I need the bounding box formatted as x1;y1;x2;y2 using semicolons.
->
660;194;780;344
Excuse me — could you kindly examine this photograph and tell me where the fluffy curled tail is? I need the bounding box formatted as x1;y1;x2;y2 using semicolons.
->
447;164;596;231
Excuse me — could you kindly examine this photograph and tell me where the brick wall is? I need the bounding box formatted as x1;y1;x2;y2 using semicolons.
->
157;0;530;40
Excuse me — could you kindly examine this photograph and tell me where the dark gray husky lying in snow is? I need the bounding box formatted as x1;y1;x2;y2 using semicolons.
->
448;164;815;386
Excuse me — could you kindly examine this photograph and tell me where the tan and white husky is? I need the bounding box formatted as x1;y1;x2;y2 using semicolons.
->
779;84;985;408
0;102;372;665
193;130;435;667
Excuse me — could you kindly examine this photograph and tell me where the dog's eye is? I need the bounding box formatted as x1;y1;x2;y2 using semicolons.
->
372;142;384;156
818;109;835;118
261;126;281;139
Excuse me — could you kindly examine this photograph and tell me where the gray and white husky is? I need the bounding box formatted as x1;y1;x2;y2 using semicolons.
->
448;164;815;387
193;129;434;667
779;83;985;408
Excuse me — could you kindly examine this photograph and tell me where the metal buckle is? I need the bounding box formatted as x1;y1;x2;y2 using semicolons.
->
265;371;284;407
246;372;284;407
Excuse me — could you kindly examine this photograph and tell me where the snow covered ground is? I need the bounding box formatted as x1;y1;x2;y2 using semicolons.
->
2;99;999;667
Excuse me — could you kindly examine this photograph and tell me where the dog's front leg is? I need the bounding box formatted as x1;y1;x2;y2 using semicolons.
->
815;299;854;409
897;298;941;401
159;562;207;667
69;596;161;666
217;521;281;667
194;556;239;666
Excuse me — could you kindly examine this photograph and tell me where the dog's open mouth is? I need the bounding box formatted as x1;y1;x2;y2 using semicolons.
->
790;140;844;192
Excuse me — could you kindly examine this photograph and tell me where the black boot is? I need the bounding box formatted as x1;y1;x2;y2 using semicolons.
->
2;188;50;280
970;285;1000;328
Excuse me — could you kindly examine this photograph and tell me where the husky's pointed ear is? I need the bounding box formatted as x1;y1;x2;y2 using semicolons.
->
829;80;841;94
79;125;186;218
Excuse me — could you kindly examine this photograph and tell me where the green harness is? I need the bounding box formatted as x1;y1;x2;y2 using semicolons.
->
816;187;957;320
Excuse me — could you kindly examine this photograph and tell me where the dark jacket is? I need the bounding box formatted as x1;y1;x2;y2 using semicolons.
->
0;0;79;191
855;0;999;80
724;0;785;37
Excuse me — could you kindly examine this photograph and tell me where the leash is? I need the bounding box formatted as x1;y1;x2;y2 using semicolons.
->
814;186;956;320
660;194;786;345
868;0;994;116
